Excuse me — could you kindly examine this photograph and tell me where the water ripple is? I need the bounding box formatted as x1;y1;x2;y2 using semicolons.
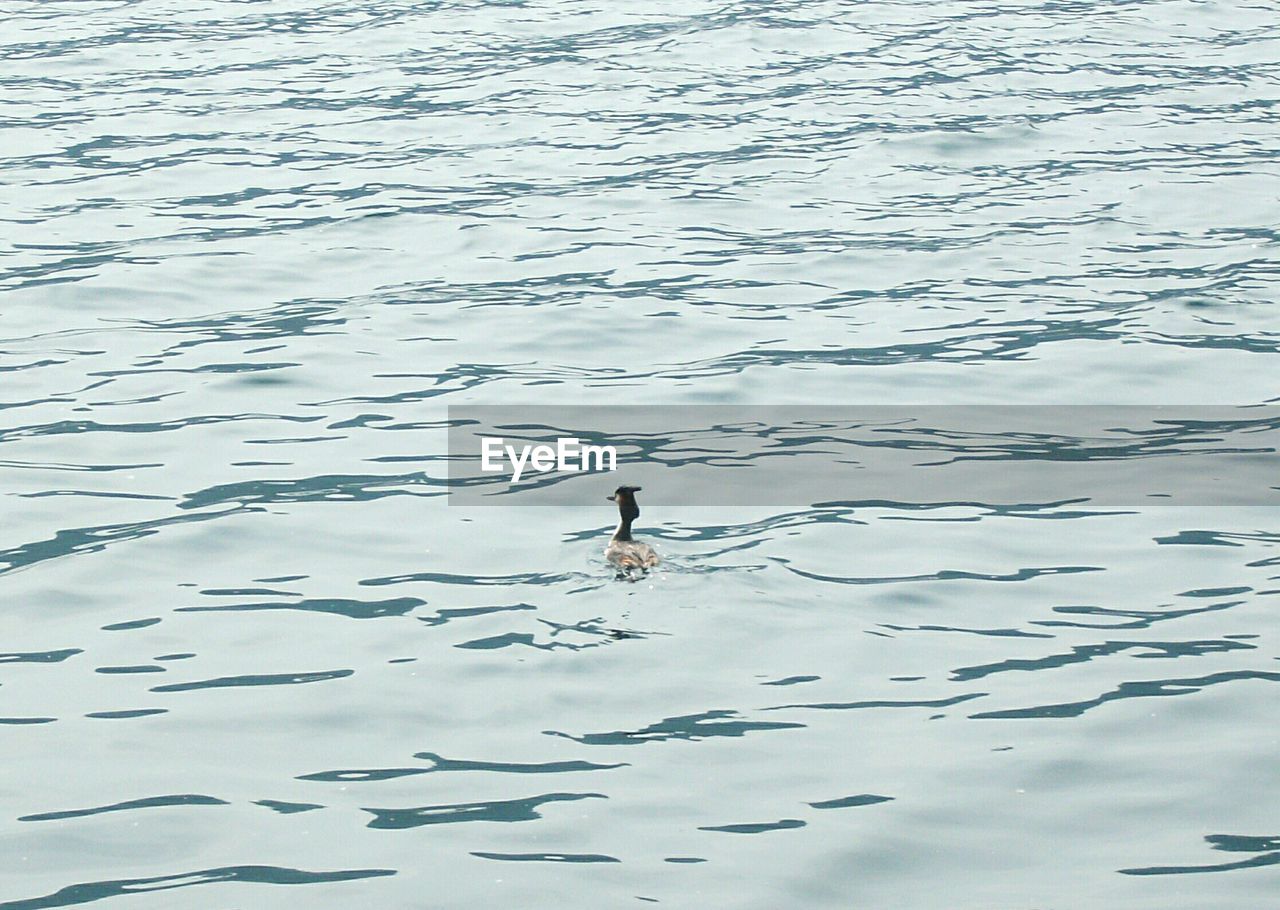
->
19;794;228;823
363;792;605;830
151;669;354;694
971;670;1280;719
0;866;396;910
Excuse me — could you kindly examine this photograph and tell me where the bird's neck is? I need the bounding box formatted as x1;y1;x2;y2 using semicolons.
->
612;516;634;541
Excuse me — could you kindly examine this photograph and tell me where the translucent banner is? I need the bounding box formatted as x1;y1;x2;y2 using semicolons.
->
446;406;1280;507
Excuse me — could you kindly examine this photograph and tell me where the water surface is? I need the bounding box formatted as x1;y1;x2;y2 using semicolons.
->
2;0;1278;907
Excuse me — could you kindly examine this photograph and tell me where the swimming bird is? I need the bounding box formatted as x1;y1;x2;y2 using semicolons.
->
605;485;659;574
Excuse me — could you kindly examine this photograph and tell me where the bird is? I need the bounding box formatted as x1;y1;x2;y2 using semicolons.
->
604;485;659;575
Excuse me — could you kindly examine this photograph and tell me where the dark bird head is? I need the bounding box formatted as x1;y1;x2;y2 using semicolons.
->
607;485;642;521
607;485;642;502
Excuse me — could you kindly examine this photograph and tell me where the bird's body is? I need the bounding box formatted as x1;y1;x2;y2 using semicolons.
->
605;485;659;573
605;538;660;570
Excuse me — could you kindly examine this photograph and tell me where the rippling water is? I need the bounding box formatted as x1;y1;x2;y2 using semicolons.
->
3;0;1279;907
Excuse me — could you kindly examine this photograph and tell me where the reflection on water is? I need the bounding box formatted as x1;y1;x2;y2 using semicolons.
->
3;0;1279;907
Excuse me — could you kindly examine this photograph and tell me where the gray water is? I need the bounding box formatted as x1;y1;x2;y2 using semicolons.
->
3;0;1279;907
